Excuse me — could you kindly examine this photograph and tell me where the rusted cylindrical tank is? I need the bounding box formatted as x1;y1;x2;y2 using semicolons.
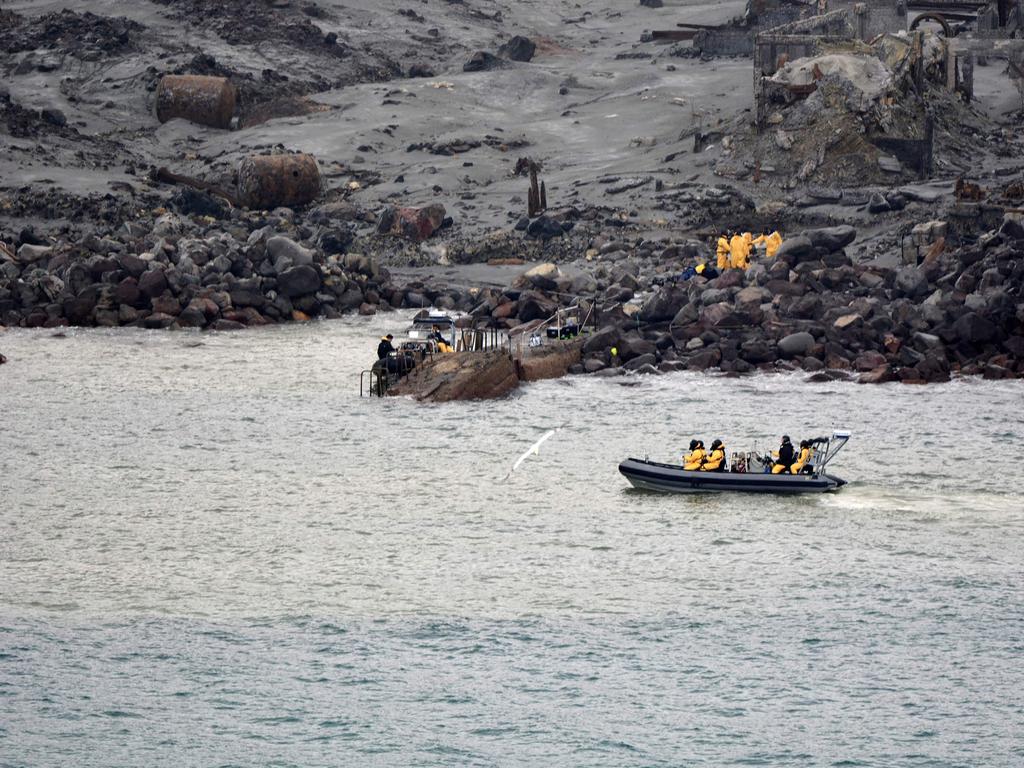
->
237;153;322;210
155;75;235;130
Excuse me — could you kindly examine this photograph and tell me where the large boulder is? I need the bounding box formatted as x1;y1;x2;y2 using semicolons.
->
638;287;688;322
138;269;168;299
617;335;657;361
777;331;815;358
805;225;856;253
277;265;321;298
266;236;314;267
499;35;536;62
953;312;996;345
774;235;812;261
521;263;560;291
583;325;620;354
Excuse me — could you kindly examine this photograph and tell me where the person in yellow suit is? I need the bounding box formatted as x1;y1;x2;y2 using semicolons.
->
791;440;814;474
731;232;754;270
700;439;726;472
728;233;749;270
754;231;783;258
683;440;705;470
716;235;731;270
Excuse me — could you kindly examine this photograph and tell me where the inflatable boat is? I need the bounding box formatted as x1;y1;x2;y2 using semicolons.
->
619;432;850;494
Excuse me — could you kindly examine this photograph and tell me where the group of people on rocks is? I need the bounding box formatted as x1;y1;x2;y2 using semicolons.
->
715;230;784;271
682;434;814;475
680;230;784;281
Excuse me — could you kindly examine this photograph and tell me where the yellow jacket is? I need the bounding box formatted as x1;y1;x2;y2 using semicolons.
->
716;237;731;270
683;448;705;471
729;234;749;270
791;447;813;474
701;447;725;471
764;231;782;258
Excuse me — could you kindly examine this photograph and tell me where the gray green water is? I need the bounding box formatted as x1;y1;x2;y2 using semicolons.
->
1;318;1022;767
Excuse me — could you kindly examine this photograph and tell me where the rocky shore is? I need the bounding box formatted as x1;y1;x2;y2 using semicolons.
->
1;0;1022;385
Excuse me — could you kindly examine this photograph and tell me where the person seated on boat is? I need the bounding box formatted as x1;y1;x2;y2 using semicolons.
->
791;440;814;475
700;439;726;472
377;334;396;360
682;439;705;470
771;435;795;474
429;324;453;353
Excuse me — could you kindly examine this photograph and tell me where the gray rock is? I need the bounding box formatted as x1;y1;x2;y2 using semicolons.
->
894;267;928;298
805;225;856;253
774;235;812;261
638;287;687;322
266;236;314;267
17;244;52;263
277;265;321;298
777;331;815;358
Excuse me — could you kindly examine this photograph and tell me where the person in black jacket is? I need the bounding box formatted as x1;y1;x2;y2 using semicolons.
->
771;435;795;474
377;334;396;360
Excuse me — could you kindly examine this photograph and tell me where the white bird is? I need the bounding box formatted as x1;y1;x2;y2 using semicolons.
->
503;427;562;481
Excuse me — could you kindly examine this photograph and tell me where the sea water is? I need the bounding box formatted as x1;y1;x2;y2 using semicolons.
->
1;318;1022;767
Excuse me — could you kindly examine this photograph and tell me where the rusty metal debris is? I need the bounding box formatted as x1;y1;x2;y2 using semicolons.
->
152;167;241;207
527;160;547;217
955;177;985;201
155;75;235;130
237;153;322;210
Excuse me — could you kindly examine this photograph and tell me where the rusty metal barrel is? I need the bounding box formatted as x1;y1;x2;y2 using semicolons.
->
155;75;235;129
237;153;322;210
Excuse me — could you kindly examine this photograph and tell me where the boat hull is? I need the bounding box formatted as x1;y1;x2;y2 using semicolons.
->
619;458;846;494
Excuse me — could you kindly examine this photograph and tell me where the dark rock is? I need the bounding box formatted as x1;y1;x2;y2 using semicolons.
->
868;193;891;213
583;325;620;354
376;204;446;242
210;319;246;331
617;335;657;361
858;364;896;384
1000;213;1024;240
277;265;321;298
740;340;774;364
685;347;721;370
638;287;688;323
171;187;227;218
114;277;141;307
953;312;996;345
526;216;564;240
624;353;657;370
463;51;503;72
499;36;536;62
640;0;664;6
40;108;66;127
138;269;168;299
407;63;435;78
